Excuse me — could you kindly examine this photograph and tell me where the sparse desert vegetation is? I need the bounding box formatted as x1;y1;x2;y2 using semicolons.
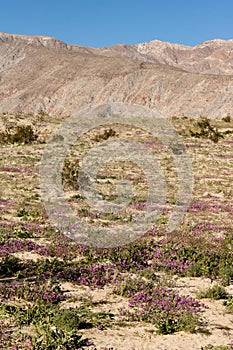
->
0;113;232;349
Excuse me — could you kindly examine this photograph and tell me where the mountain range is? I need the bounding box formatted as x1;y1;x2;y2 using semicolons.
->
0;32;232;118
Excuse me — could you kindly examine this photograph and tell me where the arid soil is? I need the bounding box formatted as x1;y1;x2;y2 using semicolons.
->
0;114;232;349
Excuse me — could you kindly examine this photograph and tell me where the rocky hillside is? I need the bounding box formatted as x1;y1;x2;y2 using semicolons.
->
0;32;232;118
95;39;233;76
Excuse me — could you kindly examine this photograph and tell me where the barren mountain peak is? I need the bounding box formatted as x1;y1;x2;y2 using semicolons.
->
0;32;232;118
0;32;70;49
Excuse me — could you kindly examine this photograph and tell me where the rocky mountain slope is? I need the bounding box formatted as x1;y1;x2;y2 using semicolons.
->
0;32;232;118
95;39;233;76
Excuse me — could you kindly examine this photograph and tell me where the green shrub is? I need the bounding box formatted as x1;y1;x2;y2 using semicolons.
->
13;225;33;238
0;255;24;277
30;328;89;350
15;125;37;143
201;345;233;350
31;327;90;350
222;114;231;122
223;296;233;313
198;285;228;300
0;125;38;144
11;125;38;143
52;306;113;331
93;127;117;142
62;159;80;190
0;302;90;349
16;207;29;217
51;307;93;331
114;276;154;297
189;118;224;143
156;311;199;335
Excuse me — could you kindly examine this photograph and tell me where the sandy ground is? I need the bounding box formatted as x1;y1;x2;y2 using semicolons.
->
1;115;233;349
57;277;233;350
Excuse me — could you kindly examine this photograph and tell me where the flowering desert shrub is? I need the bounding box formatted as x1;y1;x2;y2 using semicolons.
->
120;285;204;334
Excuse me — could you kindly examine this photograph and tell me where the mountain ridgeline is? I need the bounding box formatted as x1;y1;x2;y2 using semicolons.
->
0;32;232;118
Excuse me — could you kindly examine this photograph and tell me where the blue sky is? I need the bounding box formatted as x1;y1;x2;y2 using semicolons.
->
1;0;232;47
